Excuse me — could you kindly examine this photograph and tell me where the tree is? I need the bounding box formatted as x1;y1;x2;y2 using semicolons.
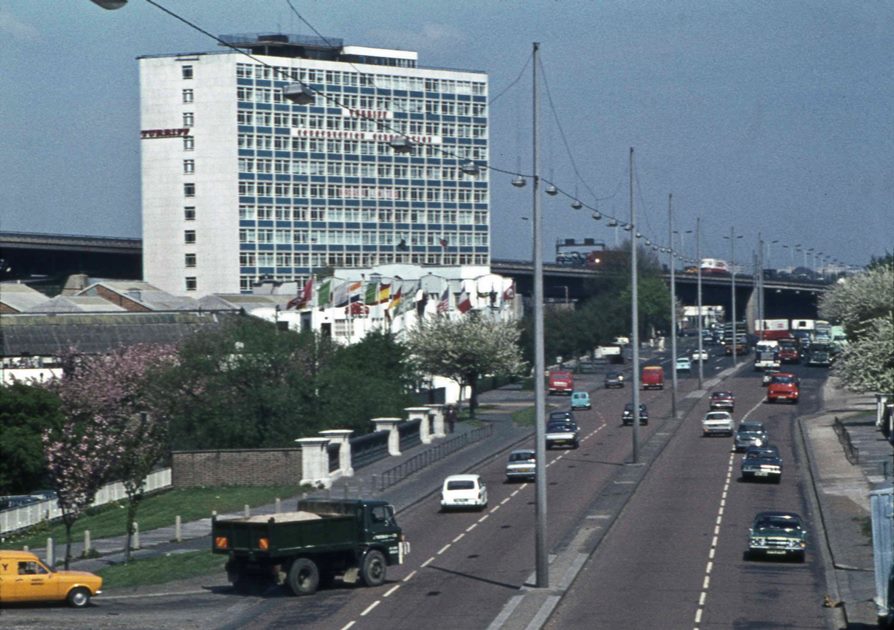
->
0;383;63;495
43;344;176;567
404;314;526;417
819;264;894;393
158;316;326;449
315;331;417;434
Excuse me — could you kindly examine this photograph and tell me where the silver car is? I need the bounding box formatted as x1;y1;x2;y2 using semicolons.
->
505;449;536;481
734;422;768;452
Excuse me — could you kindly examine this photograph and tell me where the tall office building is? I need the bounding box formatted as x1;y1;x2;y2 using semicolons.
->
139;34;489;296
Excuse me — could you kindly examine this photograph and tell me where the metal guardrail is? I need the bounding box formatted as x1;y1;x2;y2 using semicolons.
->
374;424;494;492
833;416;860;465
0;468;172;536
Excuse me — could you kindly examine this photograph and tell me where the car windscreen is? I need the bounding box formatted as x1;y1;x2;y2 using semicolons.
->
771;375;795;384
547;422;574;432
509;452;534;462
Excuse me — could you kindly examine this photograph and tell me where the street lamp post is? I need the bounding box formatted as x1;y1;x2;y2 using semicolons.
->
673;229;692;267
696;218;704;389
724;228;744;367
668;194;678;419
629;148;641;464
530;42;549;590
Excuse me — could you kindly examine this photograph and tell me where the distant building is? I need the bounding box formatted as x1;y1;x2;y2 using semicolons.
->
139;33;490;296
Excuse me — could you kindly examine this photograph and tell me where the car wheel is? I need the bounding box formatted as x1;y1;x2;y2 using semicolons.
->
67;587;91;608
287;557;320;595
360;550;387;587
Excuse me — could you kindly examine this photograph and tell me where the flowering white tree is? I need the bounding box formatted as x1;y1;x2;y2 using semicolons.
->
819;264;894;393
404;315;526;417
43;344;176;567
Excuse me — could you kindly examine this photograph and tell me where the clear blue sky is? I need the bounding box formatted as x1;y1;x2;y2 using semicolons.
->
1;1;891;269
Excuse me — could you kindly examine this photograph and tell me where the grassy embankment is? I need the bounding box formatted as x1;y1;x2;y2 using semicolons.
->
1;485;300;551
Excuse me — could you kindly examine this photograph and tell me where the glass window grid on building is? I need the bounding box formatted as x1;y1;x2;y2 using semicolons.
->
232;62;489;293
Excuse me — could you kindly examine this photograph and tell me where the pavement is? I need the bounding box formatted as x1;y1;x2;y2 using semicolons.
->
27;368;892;629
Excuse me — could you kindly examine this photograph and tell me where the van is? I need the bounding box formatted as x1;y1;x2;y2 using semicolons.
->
548;370;574;395
641;365;664;390
0;550;102;607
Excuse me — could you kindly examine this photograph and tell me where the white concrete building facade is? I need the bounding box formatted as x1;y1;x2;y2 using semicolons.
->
139;34;489;296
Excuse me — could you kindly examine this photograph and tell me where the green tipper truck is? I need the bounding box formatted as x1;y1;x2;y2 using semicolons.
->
212;498;410;595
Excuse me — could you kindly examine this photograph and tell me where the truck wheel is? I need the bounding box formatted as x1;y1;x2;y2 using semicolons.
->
287;558;320;595
67;587;91;608
360;550;387;587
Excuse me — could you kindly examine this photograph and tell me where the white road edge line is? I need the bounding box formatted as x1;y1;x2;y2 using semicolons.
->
383;584;400;598
360;600;380;616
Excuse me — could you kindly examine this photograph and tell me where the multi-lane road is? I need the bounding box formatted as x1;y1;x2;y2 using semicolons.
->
1;349;834;629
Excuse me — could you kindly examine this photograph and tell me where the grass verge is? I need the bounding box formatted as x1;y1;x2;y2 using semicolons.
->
1;485;301;551
97;550;226;589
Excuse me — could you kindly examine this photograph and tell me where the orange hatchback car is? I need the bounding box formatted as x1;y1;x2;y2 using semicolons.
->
0;550;102;608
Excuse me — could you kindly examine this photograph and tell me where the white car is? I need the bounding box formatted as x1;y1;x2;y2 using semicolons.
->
691;349;709;362
675;356;692;372
702;411;734;437
440;474;488;510
505;449;536;481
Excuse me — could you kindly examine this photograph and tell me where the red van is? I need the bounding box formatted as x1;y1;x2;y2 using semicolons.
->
548;370;574;395
641;366;665;390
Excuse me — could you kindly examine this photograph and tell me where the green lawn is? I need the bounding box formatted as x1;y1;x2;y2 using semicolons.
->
2;485;301;551
98;550;227;589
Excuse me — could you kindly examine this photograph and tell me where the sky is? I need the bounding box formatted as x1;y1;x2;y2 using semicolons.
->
1;1;891;270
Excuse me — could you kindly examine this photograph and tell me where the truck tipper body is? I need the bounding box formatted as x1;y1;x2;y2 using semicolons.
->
212;498;409;595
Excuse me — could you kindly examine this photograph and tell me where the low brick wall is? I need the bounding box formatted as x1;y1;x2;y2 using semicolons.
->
172;448;303;487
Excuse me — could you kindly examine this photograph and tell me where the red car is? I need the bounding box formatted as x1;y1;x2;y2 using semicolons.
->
767;372;800;404
709;391;735;411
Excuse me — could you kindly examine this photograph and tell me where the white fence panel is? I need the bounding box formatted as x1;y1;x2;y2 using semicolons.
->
0;468;172;536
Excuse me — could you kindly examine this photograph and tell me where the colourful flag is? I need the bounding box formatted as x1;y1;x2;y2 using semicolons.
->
388;285;402;311
332;280;351;307
317;278;332;308
347;280;363;303
457;290;472;314
377;282;391;304
364;280;378;305
437;288;450;314
397;282;418;315
287;277;313;309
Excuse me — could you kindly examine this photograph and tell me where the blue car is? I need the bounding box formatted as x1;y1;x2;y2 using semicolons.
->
570;391;591;410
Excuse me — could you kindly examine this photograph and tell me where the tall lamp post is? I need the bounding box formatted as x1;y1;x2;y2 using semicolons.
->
696;219;704;389
723;228;743;367
668;194;678;419
529;42;549;590
629;148;641;463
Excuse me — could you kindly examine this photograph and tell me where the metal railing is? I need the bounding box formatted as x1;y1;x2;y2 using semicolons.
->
833;416;860;465
0;468;172;536
374;424;494;492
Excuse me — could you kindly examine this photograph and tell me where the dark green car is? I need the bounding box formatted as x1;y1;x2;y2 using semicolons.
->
747;511;806;562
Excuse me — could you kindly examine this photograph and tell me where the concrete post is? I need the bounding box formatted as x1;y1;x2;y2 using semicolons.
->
84;530;91;555
175;516;182;542
427;404;446;438
295;437;332;488
320;429;355;477
275;498;282;514
371;417;403;456
244;504;250;518
46;538;53;567
876;393;892;430
405;407;433;444
133;522;140;550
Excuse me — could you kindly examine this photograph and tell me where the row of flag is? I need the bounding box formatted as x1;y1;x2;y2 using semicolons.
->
287;277;515;316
